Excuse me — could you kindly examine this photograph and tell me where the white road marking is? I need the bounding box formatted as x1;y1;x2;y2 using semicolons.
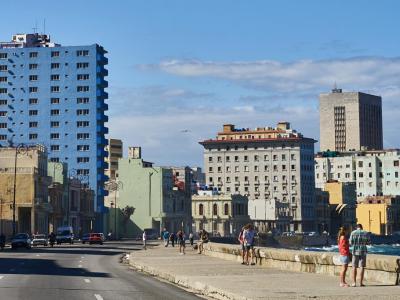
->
36;254;40;257
81;256;85;259
0;276;4;279
94;294;103;300
84;278;91;283
78;264;83;268
79;260;82;263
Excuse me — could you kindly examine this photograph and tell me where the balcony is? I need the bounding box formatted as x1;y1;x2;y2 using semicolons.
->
97;148;108;158
96;90;108;99
96;101;108;110
244;181;250;186
97;160;108;169
234;182;240;186
264;181;270;185
96;113;108;122
96;77;108;88
254;180;260;185
96;54;108;65
96;125;109;134
96;66;108;76
97;173;108;182
96;136;108;146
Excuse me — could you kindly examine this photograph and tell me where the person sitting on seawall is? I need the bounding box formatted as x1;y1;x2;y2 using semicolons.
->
197;229;209;254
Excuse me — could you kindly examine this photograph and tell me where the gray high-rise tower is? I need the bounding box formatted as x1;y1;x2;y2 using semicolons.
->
319;89;383;152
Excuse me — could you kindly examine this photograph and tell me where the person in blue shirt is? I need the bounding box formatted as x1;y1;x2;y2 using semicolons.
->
162;228;170;247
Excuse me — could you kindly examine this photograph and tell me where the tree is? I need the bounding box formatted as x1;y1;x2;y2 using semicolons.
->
121;205;135;234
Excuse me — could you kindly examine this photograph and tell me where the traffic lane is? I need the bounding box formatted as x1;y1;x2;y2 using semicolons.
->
0;243;201;300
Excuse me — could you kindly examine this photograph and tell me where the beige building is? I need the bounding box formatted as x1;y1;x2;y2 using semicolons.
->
200;122;316;232
104;139;123;180
192;191;250;236
319;89;383;152
356;196;400;235
0;145;52;236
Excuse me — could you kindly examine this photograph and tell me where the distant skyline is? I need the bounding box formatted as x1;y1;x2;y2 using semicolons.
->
1;0;400;167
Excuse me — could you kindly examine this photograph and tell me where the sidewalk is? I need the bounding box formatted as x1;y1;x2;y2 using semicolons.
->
129;244;400;300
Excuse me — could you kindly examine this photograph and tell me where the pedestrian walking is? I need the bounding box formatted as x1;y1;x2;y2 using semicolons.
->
238;227;246;264
177;230;186;255
142;230;147;250
337;226;350;287
170;232;176;247
197;229;209;254
189;232;194;248
243;224;256;265
162;229;170;247
350;224;371;287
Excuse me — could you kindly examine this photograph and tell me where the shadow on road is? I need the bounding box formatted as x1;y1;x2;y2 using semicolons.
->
0;257;111;277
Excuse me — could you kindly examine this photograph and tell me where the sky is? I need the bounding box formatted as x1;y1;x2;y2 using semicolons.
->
1;1;400;167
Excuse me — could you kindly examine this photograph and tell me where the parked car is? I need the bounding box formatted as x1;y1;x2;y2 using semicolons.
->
81;233;90;244
11;233;31;249
31;234;48;247
56;226;74;244
82;233;104;245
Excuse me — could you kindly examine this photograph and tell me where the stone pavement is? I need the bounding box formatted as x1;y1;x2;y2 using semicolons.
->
129;244;400;300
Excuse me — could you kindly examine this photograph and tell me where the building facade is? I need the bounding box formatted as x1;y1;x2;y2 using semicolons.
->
319;89;383;152
356;196;400;235
117;150;192;238
0;145;52;236
104;138;123;180
315;150;400;199
200;122;316;232
0;33;109;229
192;191;250;236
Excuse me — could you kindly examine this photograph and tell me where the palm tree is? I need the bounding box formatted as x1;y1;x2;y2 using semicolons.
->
121;205;135;234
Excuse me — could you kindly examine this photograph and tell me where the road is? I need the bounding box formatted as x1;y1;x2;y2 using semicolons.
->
0;240;201;300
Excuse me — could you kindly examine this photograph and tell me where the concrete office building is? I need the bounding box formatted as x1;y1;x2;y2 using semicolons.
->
0;33;109;229
104;138;123;180
192;190;250;236
315;150;400;199
117;148;192;237
319;89;383;152
200;122;316;232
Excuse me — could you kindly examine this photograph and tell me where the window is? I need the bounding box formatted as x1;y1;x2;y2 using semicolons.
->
234;156;239;162
29;75;38;81
51;98;60;104
77;50;89;56
29;133;38;139
0;100;7;105
29;52;38;58
208;157;213;162
199;204;204;216
77;86;89;92
77;157;90;163
51;51;60;57
0;111;7;116
0;123;7;128
51;109;60;116
51;63;60;69
77;145;90;151
77;74;89;80
0;77;7;82
50;157;60;162
50;145;60;151
77;109;89;115
0;135;7;140
77;133;90;139
254;155;259;161
254;166;259;172
77;169;89;176
77;121;89;127
394;160;399;167
244;155;248;162
29;64;38;70
358;172;364;178
51;86;60;93
29;122;38;128
213;203;218;215
77;97;89;104
77;62;89;69
358;161;363;168
29;110;38;116
235;166;239;172
244;166;249;172
50;133;60;139
0;88;6;94
0;53;7;59
50;74;60;81
224;203;229;215
226;156;230;162
208;167;213;173
29;98;38;104
0;65;7;72
51;121;60;127
29;87;38;93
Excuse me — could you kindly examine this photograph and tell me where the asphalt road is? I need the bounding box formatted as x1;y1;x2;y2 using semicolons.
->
0;240;201;300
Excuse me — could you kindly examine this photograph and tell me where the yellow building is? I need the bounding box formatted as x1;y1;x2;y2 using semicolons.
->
104;138;123;180
192;191;250;236
0;145;52;237
356;196;400;235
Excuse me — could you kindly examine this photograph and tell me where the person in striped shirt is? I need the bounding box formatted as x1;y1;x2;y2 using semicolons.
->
349;224;371;287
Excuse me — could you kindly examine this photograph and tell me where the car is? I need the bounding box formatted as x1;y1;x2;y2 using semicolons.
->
31;234;48;247
81;233;90;244
56;226;74;244
11;233;31;249
86;233;104;245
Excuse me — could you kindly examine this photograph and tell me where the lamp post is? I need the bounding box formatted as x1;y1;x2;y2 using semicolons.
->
11;144;30;236
105;180;123;240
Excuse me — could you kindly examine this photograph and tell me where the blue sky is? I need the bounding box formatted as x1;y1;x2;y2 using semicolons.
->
1;1;400;166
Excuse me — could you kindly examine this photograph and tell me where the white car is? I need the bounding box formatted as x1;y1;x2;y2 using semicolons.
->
31;234;48;247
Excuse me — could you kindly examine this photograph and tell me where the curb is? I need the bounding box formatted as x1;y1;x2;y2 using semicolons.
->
129;259;250;300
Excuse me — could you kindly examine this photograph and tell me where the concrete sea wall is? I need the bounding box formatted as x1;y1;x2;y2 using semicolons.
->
203;242;400;285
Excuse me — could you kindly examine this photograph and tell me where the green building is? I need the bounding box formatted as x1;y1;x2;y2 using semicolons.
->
117;151;192;238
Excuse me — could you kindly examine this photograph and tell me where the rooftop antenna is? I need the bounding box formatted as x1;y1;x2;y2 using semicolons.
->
43;18;46;35
332;81;342;93
32;20;38;34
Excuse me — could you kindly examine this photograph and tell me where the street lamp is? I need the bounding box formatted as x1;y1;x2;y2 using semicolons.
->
105;180;123;239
